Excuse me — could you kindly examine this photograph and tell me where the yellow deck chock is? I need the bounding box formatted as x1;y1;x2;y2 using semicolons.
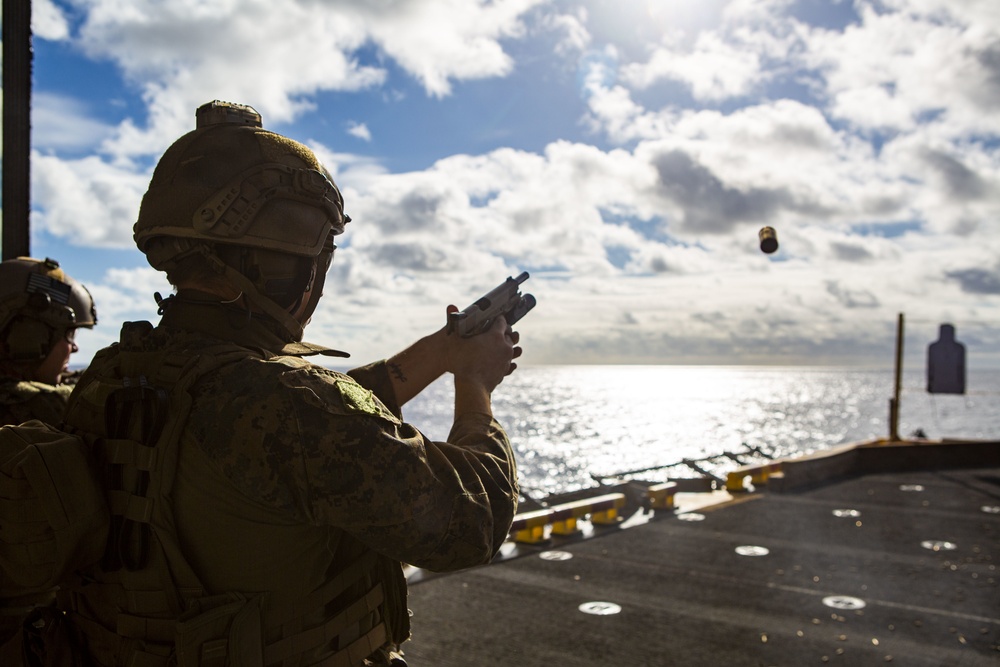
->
646;482;678;510
510;509;553;544
509;493;626;543
725;461;783;492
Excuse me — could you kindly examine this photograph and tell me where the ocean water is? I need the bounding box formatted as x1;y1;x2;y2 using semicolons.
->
402;366;1000;497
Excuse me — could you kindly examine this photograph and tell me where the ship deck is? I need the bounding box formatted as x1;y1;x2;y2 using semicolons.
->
403;440;1000;666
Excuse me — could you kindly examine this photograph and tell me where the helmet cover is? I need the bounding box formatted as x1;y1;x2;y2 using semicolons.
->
134;100;348;266
133;101;349;341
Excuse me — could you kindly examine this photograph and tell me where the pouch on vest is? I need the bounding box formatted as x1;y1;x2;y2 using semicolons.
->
175;592;265;667
21;604;90;667
0;420;109;596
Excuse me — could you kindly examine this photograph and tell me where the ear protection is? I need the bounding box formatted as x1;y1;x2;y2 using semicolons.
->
1;292;75;361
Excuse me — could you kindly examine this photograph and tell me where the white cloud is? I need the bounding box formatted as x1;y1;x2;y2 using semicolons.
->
619;0;799;102
580;47;675;143
611;0;1000;140
541;7;592;56
297;123;971;362
583;1;1000;240
881;0;1000;33
31;152;150;248
880;132;1000;236
803;1;1000;136
622;31;765;102
584;81;908;236
56;0;546;161
73;0;383;159
26;0;549;265
33;93;118;152
346;121;372;142
32;0;71;40
360;0;545;97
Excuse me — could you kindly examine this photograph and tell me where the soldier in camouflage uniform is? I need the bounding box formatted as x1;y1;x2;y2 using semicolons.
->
48;101;520;666
0;257;98;427
0;257;97;648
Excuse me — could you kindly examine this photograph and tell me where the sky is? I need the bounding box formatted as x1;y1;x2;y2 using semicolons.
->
6;0;1000;368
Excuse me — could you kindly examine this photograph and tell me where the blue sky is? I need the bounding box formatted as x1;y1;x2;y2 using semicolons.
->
8;0;1000;367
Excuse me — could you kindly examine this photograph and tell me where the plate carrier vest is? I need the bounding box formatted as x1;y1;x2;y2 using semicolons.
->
53;322;393;667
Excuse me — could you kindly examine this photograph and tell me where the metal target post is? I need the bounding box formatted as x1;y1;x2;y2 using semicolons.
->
889;312;904;441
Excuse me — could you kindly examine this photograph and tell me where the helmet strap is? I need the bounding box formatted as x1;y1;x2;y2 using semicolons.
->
199;249;306;341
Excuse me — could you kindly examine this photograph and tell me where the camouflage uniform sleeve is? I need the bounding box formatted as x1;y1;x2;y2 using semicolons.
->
326;407;518;572
190;359;518;572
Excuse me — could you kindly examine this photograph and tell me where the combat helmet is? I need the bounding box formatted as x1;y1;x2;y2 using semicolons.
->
0;257;97;361
134;100;349;341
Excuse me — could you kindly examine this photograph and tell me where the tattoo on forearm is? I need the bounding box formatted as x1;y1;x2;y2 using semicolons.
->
388;362;407;383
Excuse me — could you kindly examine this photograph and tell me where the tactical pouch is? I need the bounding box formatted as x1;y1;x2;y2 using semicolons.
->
0;421;109;596
174;592;264;667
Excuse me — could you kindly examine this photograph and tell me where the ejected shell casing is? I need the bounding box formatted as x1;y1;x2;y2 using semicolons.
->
759;226;779;254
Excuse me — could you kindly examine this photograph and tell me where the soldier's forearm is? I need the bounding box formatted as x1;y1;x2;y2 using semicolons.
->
382;329;450;407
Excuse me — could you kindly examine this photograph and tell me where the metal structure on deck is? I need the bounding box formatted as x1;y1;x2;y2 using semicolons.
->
2;0;33;260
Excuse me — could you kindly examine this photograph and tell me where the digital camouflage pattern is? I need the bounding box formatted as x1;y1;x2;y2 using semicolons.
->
0;377;73;426
58;296;518;664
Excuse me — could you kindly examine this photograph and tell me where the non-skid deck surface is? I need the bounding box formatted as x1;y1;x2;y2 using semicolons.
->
404;467;1000;666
